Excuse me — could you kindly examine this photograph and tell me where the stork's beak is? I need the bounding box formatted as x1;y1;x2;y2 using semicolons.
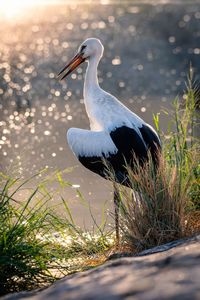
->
57;52;85;80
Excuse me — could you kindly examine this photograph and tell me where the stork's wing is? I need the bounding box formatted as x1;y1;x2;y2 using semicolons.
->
109;125;148;164
67;125;160;186
67;125;148;182
67;128;118;158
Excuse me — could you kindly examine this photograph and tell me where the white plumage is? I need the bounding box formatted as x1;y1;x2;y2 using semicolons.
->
67;128;118;158
58;37;161;182
67;93;148;158
58;38;161;241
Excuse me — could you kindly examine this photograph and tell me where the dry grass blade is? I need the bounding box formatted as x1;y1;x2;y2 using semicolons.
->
116;150;199;252
107;74;200;253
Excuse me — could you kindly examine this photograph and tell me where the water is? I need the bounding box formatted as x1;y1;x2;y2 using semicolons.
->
0;1;200;226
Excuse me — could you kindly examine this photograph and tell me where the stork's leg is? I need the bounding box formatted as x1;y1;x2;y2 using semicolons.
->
113;185;120;246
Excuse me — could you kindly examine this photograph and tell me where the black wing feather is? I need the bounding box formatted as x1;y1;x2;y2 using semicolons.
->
79;126;148;185
139;124;161;165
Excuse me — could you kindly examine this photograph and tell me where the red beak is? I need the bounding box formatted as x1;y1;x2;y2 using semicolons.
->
58;52;85;80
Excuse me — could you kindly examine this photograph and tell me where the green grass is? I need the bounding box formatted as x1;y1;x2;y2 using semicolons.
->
0;172;113;296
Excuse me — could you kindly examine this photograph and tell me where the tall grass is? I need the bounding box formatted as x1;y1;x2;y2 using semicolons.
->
0;172;113;296
115;74;200;251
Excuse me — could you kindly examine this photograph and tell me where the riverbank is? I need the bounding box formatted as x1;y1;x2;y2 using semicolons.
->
3;235;200;300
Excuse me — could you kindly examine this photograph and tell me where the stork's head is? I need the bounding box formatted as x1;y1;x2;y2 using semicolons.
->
58;38;104;80
79;38;104;60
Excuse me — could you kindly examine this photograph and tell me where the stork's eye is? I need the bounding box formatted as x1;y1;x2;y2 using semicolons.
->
80;45;86;53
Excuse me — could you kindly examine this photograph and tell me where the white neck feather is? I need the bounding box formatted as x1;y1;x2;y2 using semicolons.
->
84;56;100;99
82;53;144;132
83;55;104;130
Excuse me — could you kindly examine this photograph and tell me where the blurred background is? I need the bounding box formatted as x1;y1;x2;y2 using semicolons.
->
0;0;200;226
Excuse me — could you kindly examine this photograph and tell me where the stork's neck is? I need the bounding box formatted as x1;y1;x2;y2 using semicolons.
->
84;56;100;99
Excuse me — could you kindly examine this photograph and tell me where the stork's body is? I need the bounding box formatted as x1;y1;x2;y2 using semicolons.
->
67;93;160;186
58;38;161;241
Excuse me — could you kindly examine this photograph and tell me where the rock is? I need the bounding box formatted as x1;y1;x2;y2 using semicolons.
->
2;236;200;300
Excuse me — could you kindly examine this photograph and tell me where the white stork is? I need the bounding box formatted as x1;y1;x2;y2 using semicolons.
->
58;38;161;242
